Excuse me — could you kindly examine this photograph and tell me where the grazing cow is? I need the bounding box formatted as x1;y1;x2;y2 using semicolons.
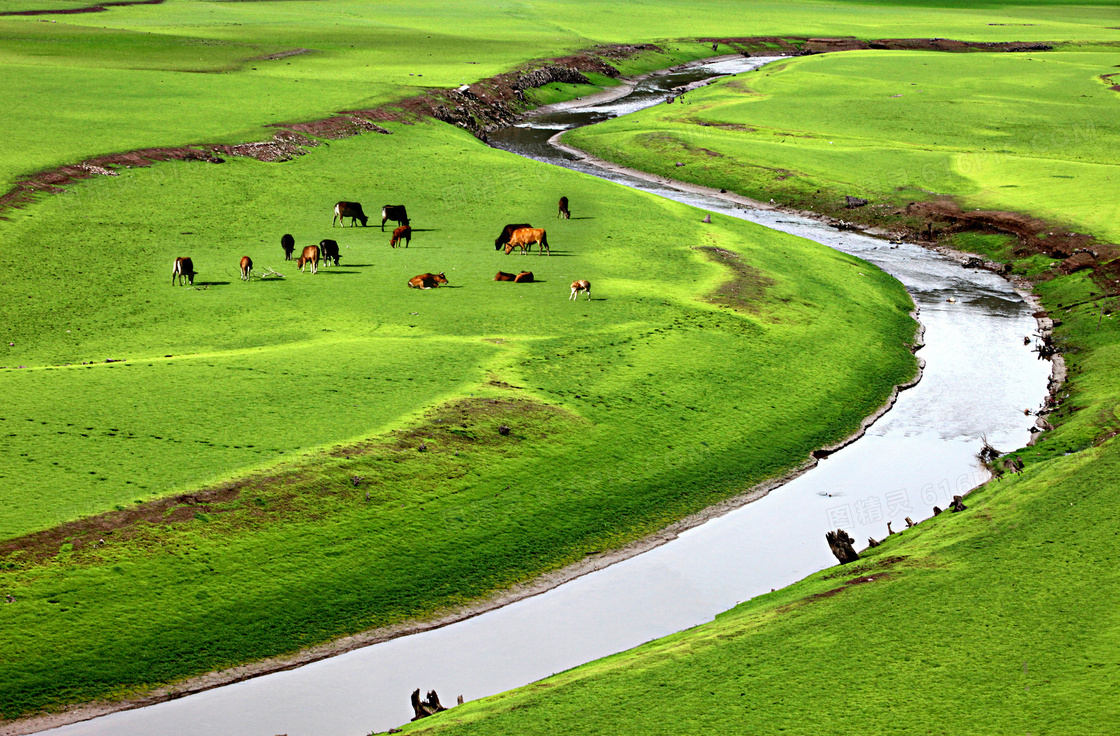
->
407;272;448;289
570;280;591;300
172;256;195;286
494;223;533;251
381;205;409;231
239;256;253;281
296;245;320;274
281;233;295;260
558;196;570;219
318;239;340;266
333;201;368;227
505;227;549;256
494;271;516;281
390;225;412;248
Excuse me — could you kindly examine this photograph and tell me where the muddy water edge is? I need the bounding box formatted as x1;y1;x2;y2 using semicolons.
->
24;56;1055;736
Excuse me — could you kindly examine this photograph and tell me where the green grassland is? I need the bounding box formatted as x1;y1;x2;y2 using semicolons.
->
0;116;918;716
4;0;1120;193
2;0;1118;724
401;41;1120;736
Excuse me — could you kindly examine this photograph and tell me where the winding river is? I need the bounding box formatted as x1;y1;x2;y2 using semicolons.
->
37;57;1053;736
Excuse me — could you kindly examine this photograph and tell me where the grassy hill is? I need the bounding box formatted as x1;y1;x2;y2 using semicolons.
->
399;38;1120;736
1;0;1116;724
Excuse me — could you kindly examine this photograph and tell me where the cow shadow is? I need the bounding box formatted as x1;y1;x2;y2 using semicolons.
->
194;281;230;286
407;228;439;233
565;217;594;220
343;263;375;268
317;270;359;275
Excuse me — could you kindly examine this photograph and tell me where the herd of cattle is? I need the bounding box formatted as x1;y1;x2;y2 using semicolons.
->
171;198;591;299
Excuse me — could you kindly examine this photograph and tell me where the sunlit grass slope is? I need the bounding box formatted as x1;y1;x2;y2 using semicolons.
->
0;117;918;715
3;0;1120;191
564;49;1120;241
405;44;1120;736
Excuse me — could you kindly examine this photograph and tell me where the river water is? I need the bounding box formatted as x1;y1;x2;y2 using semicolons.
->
37;57;1053;736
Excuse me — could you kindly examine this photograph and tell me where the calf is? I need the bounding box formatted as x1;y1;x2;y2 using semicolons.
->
333;201;368;227
297;245;320;274
318;239;340;266
494;271;516;281
569;280;591;300
390;225;412;248
494;223;532;250
172;256;195;286
407;272;448;289
557;196;570;219
281;233;295;260
239;256;253;281
381;205;409;231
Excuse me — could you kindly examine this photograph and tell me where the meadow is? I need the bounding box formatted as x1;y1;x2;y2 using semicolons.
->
0;94;918;719
398;32;1120;736
1;0;1116;725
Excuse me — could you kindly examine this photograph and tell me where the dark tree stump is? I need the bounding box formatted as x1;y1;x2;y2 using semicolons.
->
826;529;860;564
411;689;448;721
950;495;968;512
867;536;880;548
932;506;942;516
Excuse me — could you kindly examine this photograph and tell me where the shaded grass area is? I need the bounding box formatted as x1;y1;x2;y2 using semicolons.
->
403;43;1120;736
0;116;917;717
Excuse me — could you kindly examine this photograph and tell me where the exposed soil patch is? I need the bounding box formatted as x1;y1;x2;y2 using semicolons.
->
0;0;161;16
697;36;1052;56
0;130;318;212
694;244;774;312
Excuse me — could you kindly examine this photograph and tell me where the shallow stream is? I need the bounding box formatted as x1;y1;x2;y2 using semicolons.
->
39;56;1053;736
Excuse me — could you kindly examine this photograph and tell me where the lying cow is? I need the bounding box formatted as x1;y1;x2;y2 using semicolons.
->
494;271;533;282
172;256;195;286
281;233;295;260
382;205;409;231
570;280;591;300
408;272;448;289
494;223;532;251
391;225;412;248
333;201;368;227
239;256;253;281
319;239;340;266
297;245;320;274
505;227;549;256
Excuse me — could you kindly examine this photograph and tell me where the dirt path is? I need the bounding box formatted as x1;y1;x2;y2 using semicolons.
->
0;0;162;17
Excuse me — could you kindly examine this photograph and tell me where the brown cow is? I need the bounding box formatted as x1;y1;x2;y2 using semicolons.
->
172;257;195;286
391;225;412;248
281;233;295;260
333;201;368;227
494;223;532;250
408;272;448;289
239;256;253;281
495;271;534;282
557;196;570;219
504;228;549;256
569;280;591;300
382;205;409;231
296;245;319;274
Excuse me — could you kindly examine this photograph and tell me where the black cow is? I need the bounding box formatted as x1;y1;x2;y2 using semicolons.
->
319;239;341;266
381;205;409;231
333;202;368;227
494;223;533;251
281;233;295;260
